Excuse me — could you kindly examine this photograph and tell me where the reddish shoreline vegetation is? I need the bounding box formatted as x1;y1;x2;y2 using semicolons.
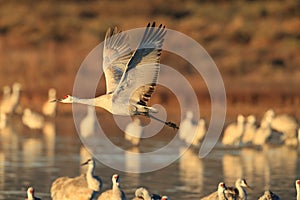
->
0;0;299;124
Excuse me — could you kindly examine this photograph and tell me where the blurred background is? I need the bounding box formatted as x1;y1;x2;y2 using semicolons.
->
0;1;300;199
0;0;299;123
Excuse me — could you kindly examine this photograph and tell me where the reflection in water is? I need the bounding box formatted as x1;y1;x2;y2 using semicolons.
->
22;138;43;165
179;148;203;193
222;154;243;184
222;146;298;199
125;147;141;173
0;126;19;161
125;147;140;186
240;148;255;185
0;152;4;190
43;121;56;165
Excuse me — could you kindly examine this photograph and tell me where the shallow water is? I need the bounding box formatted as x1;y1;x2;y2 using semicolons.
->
0;116;299;200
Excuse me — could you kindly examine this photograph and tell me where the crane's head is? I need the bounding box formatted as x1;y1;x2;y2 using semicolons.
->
112;174;120;185
161;196;169;200
27;187;34;197
238;178;252;189
218;182;226;190
51;95;73;103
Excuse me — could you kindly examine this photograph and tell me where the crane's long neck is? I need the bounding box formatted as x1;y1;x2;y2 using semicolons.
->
112;180;123;199
86;163;101;191
297;184;300;200
72;95;112;113
236;185;247;200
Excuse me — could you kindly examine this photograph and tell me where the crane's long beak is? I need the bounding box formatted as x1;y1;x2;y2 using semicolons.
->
81;160;89;166
50;99;61;102
244;182;252;190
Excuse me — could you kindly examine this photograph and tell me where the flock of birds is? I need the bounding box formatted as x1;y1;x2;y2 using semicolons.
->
1;22;300;199
221;109;300;148
24;157;300;200
0;83;57;131
178;108;300;150
24;157;170;200
200;179;300;200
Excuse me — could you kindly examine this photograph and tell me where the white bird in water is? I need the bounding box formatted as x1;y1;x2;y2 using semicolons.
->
81;158;103;192
22;108;45;130
241;115;257;145
222;115;245;146
227;178;251;200
266;109;298;147
52;22;178;129
0;82;22;114
258;190;280;200
2;85;11;101
253;111;283;146
132;187;154;200
51;158;102;200
97;174;126;200
25;187;41;200
191;118;206;147
132;187;163;200
296;180;300;200
42;88;57;117
200;182;229;200
178;111;196;143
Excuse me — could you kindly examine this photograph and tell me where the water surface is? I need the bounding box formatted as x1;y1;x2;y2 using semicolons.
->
0;116;299;199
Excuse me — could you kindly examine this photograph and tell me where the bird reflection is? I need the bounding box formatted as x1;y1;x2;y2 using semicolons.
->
222;154;243;184
43;121;56;165
22;138;43;165
0;125;19;161
179;147;204;192
0;152;4;190
240;148;255;184
225;146;298;193
125;146;141;181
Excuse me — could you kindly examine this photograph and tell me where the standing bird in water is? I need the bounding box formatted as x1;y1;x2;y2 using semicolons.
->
132;187;163;200
226;178;251;200
50;158;102;200
0;82;22;114
97;174;126;200
201;182;230;200
25;187;41;200
52;22;178;129
258;190;280;200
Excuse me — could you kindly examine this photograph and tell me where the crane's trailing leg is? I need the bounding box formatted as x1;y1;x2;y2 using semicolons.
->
146;113;179;130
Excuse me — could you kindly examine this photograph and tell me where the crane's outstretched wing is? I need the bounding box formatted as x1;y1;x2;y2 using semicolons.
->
103;27;133;94
112;22;166;108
